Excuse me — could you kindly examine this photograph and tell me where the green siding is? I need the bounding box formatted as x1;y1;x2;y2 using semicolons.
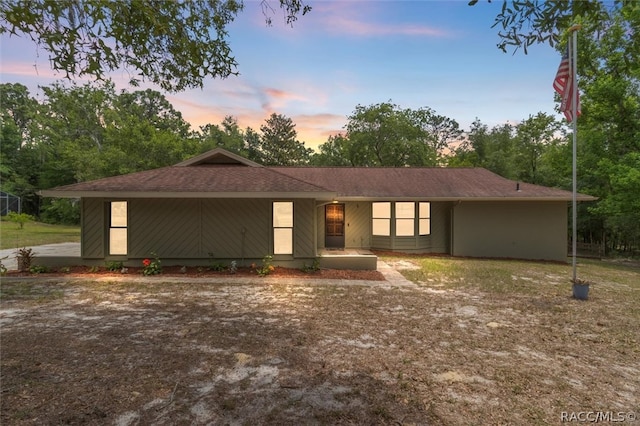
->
81;198;104;259
129;199;201;258
345;202;370;249
202;199;270;259
294;199;316;257
368;201;451;253
429;202;451;253
452;201;567;261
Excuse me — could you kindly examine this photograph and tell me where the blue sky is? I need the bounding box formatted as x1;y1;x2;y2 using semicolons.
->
0;1;565;150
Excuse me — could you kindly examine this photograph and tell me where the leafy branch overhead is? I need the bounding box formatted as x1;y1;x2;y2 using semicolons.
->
469;0;634;54
0;0;311;92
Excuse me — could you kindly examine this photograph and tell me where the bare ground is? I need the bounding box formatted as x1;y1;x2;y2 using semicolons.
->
1;261;639;425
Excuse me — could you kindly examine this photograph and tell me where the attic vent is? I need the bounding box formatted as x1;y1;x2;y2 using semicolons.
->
197;155;246;165
175;148;262;167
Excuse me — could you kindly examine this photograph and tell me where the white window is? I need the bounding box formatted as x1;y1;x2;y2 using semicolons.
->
109;201;127;255
273;202;293;254
395;202;415;236
372;202;391;236
419;202;431;235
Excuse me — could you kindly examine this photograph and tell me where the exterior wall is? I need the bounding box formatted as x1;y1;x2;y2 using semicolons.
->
81;198;104;259
452;201;568;262
293;199;316;258
200;198;270;259
316;201;372;250
84;198;316;266
370;201;451;253
345;202;371;249
317;201;451;254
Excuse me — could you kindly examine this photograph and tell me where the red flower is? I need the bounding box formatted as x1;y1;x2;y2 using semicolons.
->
142;259;151;267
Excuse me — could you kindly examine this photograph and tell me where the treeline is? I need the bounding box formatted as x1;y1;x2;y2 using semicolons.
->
1;76;639;255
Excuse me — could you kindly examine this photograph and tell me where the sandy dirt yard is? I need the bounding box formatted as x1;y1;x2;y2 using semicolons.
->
1;261;639;425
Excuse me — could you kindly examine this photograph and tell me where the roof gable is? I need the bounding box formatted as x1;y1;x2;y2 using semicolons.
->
175;148;262;167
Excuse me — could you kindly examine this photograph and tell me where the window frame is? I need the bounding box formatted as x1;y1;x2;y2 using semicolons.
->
109;201;128;256
395;202;416;237
419;202;431;236
372;202;391;236
273;201;294;255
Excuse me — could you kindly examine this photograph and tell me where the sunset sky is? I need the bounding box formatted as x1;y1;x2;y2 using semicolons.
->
0;1;566;151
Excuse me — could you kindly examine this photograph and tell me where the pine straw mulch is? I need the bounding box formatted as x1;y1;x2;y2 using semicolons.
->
3;264;385;281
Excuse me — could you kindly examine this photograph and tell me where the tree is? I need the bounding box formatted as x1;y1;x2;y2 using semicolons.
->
257;113;312;165
470;1;637;58
513;112;563;184
198;116;246;155
311;135;353;166
0;0;311;92
0;83;43;215
314;102;463;167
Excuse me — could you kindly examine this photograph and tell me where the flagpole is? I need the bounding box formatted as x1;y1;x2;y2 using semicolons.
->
569;24;580;283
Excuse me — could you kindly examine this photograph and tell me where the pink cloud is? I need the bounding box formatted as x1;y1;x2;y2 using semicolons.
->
328;16;449;38
302;2;451;38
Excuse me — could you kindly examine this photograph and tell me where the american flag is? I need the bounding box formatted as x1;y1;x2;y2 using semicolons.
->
553;45;580;122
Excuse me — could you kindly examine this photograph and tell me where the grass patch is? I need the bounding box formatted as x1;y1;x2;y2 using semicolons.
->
387;255;639;298
0;219;80;249
0;281;65;302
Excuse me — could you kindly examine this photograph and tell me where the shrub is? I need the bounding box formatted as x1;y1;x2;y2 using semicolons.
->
256;255;274;277
29;265;49;274
105;261;124;272
0;256;7;276
6;212;34;229
301;258;321;273
17;247;34;272
207;252;226;271
40;199;80;225
142;252;162;276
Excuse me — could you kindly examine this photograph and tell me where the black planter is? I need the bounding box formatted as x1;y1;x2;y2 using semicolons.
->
572;283;590;300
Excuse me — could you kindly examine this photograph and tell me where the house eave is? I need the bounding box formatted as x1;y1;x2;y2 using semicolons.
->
39;190;337;199
39;191;597;203
329;196;597;202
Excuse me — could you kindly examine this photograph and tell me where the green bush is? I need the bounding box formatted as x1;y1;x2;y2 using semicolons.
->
6;212;34;229
40;199;80;225
301;258;321;273
105;261;124;272
142;252;162;276
256;255;274;277
29;265;49;274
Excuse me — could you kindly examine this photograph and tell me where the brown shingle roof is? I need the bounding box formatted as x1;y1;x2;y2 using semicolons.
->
43;165;332;196
40;149;595;201
272;167;593;200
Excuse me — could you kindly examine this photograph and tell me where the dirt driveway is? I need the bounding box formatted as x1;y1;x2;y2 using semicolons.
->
1;267;639;425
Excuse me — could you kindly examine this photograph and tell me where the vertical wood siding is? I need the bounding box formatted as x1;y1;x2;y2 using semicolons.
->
81;198;104;258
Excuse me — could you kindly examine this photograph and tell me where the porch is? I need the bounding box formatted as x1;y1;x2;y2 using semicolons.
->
317;249;378;270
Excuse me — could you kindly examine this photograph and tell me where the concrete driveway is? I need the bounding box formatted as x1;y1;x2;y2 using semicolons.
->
0;243;80;271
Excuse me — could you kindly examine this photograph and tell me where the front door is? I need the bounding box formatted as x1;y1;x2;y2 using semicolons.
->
325;204;345;249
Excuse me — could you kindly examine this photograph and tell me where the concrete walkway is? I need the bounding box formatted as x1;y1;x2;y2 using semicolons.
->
0;243;80;271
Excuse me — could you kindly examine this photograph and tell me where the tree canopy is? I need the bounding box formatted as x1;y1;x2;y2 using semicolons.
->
0;0;311;92
470;0;639;59
313;102;462;167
